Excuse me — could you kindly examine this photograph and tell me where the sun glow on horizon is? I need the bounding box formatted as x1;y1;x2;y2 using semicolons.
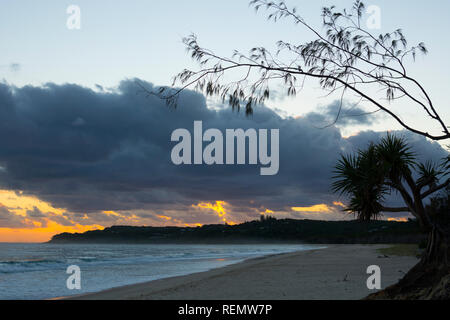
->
193;201;237;225
333;201;346;208
0;187;412;243
291;204;333;214
388;217;409;222
156;214;203;227
0;190;104;242
0;222;105;243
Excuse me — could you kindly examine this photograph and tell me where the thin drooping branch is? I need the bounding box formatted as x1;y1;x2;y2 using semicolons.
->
150;0;449;141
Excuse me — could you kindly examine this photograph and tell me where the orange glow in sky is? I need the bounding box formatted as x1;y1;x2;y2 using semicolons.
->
333;201;346;208
262;209;275;215
388;217;409;222
0;222;104;243
0;187;371;242
291;204;333;214
0;190;103;243
156;214;203;228
194;201;237;225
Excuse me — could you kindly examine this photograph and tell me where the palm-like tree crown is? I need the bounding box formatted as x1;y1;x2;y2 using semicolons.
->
332;134;423;221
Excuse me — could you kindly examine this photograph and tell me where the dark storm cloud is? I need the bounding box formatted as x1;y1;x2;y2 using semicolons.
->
305;100;382;127
0;206;27;228
344;130;448;164
26;207;47;218
0;79;447;223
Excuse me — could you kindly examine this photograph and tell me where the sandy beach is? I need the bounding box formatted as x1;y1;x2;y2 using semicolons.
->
68;244;418;300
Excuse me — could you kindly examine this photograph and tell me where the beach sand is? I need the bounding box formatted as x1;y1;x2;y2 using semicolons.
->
69;244;418;300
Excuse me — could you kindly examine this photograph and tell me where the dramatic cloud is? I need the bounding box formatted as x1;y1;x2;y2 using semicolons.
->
0;205;29;228
304;100;382;127
0;79;447;233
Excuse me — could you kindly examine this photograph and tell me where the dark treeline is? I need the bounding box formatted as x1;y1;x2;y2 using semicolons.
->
49;217;424;244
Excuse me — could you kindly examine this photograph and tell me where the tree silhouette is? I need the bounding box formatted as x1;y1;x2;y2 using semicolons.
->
332;134;450;299
141;0;449;141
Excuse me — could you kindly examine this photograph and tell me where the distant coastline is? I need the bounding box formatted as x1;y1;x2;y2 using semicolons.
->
49;218;425;245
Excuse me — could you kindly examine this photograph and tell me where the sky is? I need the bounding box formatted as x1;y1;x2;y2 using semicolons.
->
0;0;449;242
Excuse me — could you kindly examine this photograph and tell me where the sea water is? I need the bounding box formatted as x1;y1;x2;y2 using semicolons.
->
0;243;322;300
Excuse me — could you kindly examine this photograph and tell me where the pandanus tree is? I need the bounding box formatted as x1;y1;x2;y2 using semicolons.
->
332;134;450;298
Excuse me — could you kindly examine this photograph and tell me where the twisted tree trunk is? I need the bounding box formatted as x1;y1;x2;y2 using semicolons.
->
423;225;449;266
367;225;450;300
369;176;450;299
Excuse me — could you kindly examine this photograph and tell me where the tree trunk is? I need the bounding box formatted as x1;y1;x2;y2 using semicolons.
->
367;225;450;300
422;225;449;266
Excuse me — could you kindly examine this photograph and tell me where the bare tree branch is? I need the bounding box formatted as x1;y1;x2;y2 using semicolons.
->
150;0;449;141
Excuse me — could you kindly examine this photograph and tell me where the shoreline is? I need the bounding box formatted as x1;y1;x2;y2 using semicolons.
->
51;249;307;300
65;244;418;300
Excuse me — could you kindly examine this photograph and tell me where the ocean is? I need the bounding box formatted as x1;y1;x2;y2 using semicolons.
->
0;243;323;300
